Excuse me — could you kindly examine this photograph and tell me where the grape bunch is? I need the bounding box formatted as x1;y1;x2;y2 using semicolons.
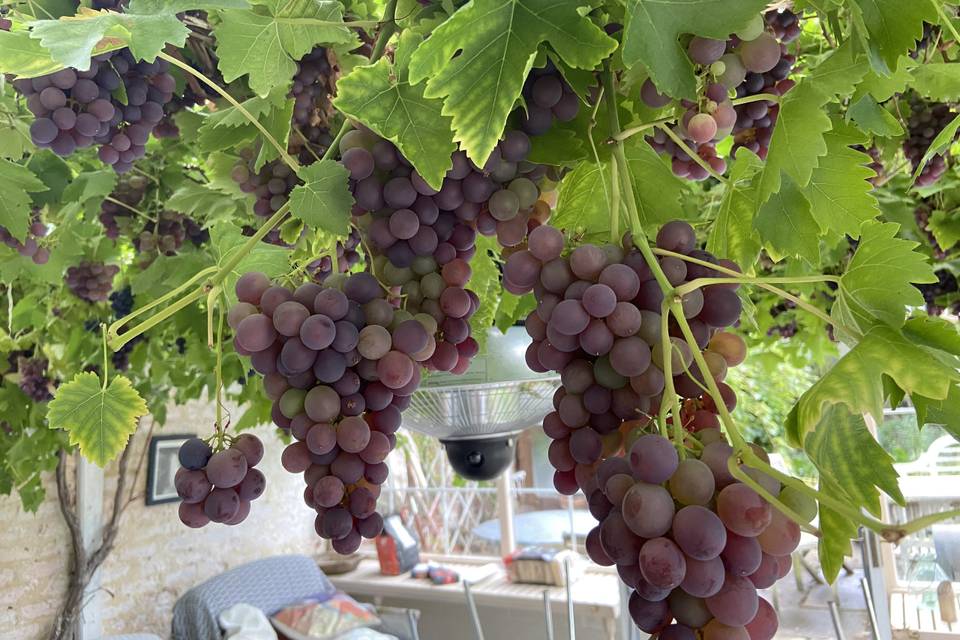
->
917;269;959;316
110;286;134;318
16;50;176;172
228;271;432;552
915;202;948;259
585;430;809;640
0;214;51;265
288;47;336;163
519;64;581;136
176;433;267;528
99;174;149;239
308;227;363;283
17;356;54;402
643;10;797;178
66;261;120;302
232;156;300;218
904;96;958;187
134;210;198;257
511;220;745;492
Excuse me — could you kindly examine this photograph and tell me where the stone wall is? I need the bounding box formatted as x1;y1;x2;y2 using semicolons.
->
0;399;321;639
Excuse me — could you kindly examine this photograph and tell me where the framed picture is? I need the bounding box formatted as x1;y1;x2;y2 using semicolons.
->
146;434;191;505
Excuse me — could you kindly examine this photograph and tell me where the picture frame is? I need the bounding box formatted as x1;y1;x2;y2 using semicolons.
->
145;434;192;505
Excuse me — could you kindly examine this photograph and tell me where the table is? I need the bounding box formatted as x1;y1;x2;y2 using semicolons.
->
472;509;595;546
328;558;622;640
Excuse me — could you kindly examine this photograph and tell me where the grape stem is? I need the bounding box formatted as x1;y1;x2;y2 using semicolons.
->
104;195;156;222
673;274;839;296
157;52;301;174
655;123;729;184
653;248;838;329
931;0;960;45
214;302;225;441
100;324;109;390
608;116;675;143
658;299;685;453
730;93;781;106
589;77;615;244
725;455;820;537
206;285;221;348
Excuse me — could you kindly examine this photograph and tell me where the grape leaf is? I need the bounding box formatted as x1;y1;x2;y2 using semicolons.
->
756;81;833;204
753;175;819;263
786;324;959;446
61;170;118;206
526;127;588;166
288;160;353;235
620;0;767;100
211;223;289;301
551;159;612;243
707;151;763;271
29;10;189;70
47;372;148;467
196;88;292;169
832;221;935;337
26;152;70;206
804;406;904;517
804;126;881;238
623;138;686;226
214;0;354;96
852;55;917;103
929;210;960;252
913;385;960;441
909;62;960;102
909;116;960;186
166;182;249;226
903;314;960;357
0;30;63;78
806;38;869;98
846;95;904;137
333;32;456;191
849;0;937;74
129;0;249;12
407;0;617;166
817;474;860;584
0;159;49;241
468;235;503;354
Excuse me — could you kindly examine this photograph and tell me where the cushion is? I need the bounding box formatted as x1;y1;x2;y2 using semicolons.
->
271;592;381;640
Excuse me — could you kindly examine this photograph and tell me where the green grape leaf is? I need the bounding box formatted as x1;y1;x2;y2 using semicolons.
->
928;210;960;253
909;116;960;187
214;0;354;96
852;55;917;103
0;30;63;78
913;385;960;441
526;127;588;166
211;223;289;300
903;315;960;357
804;126;881;238
61;170;118;206
708;151;763;271
129;0;249;12
754;175;819;263
333;31;456;191
832;221;935;337
47;372;148;467
786;324;959;446
407;0;617;166
849;0;937;74
806;38;869;98
494;290;535;333
552;158;612;243
817;474;860;584
166;182;249;226
26;152;71;207
909;62;960;102
288;160;353;235
0;159;48;241
756;81;832;204
847;95;904;137
197;88;293;169
620;0;768;99
624;138;686;226
468;235;503;354
28;10;189;70
804;405;904;517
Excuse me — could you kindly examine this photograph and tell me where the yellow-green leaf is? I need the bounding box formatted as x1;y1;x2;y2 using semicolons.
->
47;372;148;466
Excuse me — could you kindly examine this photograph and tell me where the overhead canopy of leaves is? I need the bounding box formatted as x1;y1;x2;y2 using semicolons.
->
407;0;617;166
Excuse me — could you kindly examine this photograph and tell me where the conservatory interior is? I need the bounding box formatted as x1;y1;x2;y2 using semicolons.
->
2;1;960;640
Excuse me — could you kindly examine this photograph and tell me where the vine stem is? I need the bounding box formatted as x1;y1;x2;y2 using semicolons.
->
206;286;221;347
214;302;225;442
100;325;109;389
656;123;728;184
730;93;781;106
609;116;674;143
673;274;839;296
104;196;156;222
653;248;838;328
157;52;301;174
931;0;960;45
